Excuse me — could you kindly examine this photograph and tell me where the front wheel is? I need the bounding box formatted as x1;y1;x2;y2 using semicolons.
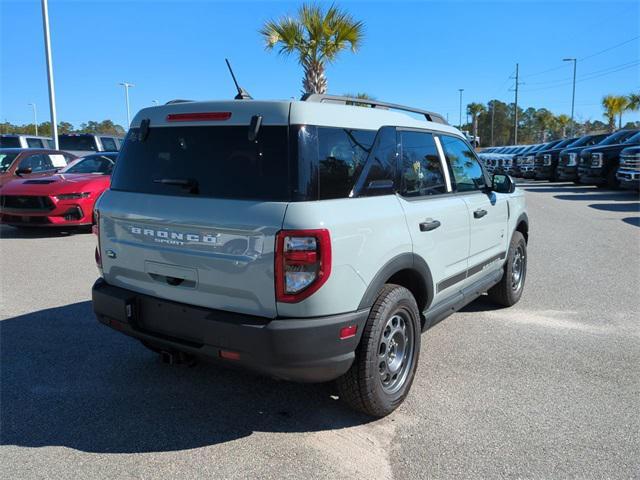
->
336;284;421;417
488;231;527;306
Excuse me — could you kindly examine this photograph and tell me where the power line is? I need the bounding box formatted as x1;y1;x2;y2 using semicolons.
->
520;60;639;92
579;36;639;61
521;35;640;79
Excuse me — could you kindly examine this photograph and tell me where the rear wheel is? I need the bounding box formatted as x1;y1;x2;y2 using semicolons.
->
488;231;527;307
336;284;421;417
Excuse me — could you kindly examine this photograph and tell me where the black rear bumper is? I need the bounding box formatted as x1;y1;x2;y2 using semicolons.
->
92;278;369;383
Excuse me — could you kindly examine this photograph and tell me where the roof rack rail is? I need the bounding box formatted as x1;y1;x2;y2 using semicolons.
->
301;94;448;125
165;99;194;105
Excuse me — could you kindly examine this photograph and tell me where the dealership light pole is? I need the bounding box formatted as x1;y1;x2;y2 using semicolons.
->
458;88;464;129
28;103;38;136
41;0;58;148
563;58;577;134
119;82;135;127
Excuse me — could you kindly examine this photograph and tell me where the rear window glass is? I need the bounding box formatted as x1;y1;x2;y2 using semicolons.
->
111;126;290;201
59;136;98;151
296;126;376;200
0;137;20;148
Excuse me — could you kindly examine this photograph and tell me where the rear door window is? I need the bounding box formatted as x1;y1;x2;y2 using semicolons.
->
111;126;291;201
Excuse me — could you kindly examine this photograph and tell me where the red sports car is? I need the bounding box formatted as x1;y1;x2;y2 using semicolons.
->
0;152;117;228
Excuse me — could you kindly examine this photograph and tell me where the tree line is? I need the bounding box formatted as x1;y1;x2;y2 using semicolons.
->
465;92;639;147
0;119;126;137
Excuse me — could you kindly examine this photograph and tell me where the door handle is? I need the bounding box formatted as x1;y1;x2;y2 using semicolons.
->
474;209;487;219
419;220;441;232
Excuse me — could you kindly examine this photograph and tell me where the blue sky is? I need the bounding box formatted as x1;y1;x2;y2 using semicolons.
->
1;0;639;128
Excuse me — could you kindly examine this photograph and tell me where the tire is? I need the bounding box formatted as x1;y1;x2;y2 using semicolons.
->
488;231;527;307
336;284;421;417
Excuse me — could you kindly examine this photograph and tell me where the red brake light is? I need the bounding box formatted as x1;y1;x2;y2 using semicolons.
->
275;229;332;303
166;112;232;122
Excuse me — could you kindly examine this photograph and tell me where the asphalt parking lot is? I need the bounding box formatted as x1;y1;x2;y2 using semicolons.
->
1;181;639;479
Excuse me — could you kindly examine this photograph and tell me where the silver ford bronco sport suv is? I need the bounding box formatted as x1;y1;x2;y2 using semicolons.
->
92;94;528;417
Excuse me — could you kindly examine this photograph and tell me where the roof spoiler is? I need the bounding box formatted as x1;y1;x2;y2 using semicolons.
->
301;94;448;125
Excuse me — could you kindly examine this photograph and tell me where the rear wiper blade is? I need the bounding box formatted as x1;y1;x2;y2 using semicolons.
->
153;178;199;194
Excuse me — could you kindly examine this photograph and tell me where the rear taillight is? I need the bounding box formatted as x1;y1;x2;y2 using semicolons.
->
93;209;102;269
275;229;331;303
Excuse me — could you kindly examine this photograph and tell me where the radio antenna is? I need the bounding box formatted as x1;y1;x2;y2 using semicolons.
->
225;58;252;100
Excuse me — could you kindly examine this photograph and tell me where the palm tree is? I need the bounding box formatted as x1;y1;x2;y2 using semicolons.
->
555;114;571;137
602;95;629;131
466;103;485;147
534;108;555;141
260;3;364;95
626;92;640;112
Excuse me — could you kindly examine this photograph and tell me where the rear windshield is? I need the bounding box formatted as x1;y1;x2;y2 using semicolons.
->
59;136;99;151
0;137;20;148
111;126;291;201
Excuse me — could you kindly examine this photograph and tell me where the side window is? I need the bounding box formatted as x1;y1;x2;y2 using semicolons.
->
353;126;398;196
440;135;486;192
100;137;117;151
399;130;446;197
19;154;54;172
26;138;44;148
316;127;376;200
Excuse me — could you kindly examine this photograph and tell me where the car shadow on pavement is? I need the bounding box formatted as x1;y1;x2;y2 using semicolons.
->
0;226;90;239
0;302;372;454
553;192;639;202
589;203;640;213
622;217;640;227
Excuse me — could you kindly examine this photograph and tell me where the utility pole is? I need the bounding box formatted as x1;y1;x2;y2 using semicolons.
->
490;101;495;146
563;58;577;136
119;82;135;127
512;63;520;145
28;103;38;136
458;89;464;129
41;0;58;148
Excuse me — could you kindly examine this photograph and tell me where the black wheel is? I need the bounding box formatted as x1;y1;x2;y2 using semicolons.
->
488;231;527;307
336;284;421;417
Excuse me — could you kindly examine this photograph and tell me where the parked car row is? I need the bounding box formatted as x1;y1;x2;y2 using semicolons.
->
479;129;640;190
0;133;124;153
0;147;118;228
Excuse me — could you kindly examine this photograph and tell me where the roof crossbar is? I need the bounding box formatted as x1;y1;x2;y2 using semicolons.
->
301;94;448;125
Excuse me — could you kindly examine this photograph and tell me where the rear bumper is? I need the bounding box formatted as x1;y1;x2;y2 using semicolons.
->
92;279;369;383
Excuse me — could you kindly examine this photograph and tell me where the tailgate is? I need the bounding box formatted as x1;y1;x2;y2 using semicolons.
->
99;190;287;318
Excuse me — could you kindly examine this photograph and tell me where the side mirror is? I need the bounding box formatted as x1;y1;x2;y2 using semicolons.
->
15;167;32;176
492;173;516;194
